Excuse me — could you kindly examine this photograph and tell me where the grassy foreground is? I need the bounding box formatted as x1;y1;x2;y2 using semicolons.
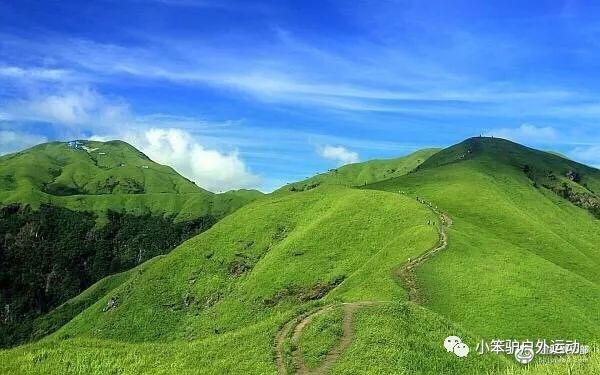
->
0;186;439;373
1;137;598;374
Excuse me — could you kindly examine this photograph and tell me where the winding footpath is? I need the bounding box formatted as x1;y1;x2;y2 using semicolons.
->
396;198;453;304
274;195;453;375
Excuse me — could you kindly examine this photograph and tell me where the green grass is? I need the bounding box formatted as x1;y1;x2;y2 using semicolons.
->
0;140;263;349
503;345;599;375
49;186;436;342
368;137;600;342
0;321;280;375
27;267;141;344
1;185;438;373
1;137;599;374
331;303;514;375
278;148;439;193
0;140;200;195
0;140;263;222
298;305;344;368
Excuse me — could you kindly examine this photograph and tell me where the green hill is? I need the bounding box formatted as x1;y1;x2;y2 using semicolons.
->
0;140;263;222
278;148;439;193
369;137;600;341
0;140;263;348
1;137;598;374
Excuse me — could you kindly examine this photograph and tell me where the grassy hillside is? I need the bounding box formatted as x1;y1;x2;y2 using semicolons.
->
369;137;600;342
0;140;199;196
278;148;439;193
1;186;445;373
49;186;437;342
1;137;598;374
0;140;263;221
0;140;263;348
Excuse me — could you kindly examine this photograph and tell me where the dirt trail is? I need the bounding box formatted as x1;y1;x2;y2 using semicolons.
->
275;319;296;373
280;301;383;375
396;198;453;304
290;305;335;374
274;196;452;374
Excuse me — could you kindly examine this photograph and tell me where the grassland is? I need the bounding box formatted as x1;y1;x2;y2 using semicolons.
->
331;303;513;374
1;185;441;373
297;305;343;369
48;186;437;343
369;138;600;343
0;140;263;349
1;137;598;374
278;148;439;193
0;140;263;221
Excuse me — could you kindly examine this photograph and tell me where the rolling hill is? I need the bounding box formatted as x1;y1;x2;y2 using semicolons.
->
278;148;439;193
0;140;263;222
368;137;600;343
0;140;262;348
0;137;598;374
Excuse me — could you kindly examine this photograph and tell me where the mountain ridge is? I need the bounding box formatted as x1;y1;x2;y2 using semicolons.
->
0;137;598;374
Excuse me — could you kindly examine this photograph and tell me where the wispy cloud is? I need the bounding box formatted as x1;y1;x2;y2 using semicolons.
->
485;124;559;144
0;84;262;191
318;145;359;166
0;130;48;155
0;66;70;81
3;1;600;189
2;87;129;128
0;33;585;117
569;145;600;167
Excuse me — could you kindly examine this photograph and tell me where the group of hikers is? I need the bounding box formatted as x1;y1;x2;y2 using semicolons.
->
398;191;439;226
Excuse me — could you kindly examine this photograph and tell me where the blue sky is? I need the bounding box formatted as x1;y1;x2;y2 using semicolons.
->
2;0;600;191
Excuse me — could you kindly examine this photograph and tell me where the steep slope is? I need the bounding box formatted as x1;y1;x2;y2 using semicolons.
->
279;148;439;193
0;140;262;348
50;187;437;342
369;137;600;342
1;186;445;373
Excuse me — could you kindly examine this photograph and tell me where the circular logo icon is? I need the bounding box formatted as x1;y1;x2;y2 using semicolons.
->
514;346;534;364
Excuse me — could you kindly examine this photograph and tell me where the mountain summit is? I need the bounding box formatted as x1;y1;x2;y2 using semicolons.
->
0;140;201;197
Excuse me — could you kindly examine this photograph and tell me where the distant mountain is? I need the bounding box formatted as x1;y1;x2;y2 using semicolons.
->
414;136;600;218
0;140;263;221
278;148;439;192
0;138;598;374
0;140;262;347
0;140;200;196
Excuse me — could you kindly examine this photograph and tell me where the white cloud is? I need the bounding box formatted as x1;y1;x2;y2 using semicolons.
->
0;82;261;191
485;123;559;143
3;87;129;128
109;128;260;192
0;130;48;155
569;145;600;165
0;66;70;81
318;145;359;166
